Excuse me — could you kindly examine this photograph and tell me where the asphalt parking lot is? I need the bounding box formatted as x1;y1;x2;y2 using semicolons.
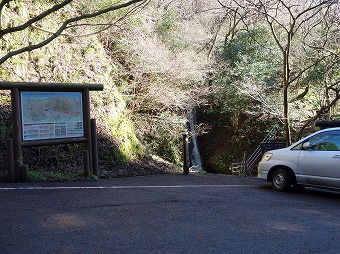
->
0;173;339;254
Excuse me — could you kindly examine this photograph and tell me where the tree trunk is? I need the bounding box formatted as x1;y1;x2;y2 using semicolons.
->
283;51;291;146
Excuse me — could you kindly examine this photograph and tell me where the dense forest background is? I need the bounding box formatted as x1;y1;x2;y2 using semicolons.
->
0;0;339;180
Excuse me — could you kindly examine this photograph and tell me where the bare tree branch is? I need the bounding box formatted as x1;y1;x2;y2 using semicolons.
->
67;0;150;37
0;0;73;38
0;0;147;65
295;0;335;20
297;87;339;139
289;55;329;84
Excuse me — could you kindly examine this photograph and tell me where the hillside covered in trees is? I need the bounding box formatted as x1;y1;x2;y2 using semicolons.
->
0;0;339;180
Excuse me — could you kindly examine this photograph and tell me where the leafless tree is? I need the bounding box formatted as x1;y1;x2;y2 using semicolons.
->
219;0;339;144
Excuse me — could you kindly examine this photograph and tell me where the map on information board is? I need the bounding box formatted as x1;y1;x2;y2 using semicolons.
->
21;92;84;141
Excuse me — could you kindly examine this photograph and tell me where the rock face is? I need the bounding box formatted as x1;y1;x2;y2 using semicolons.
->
196;107;272;175
197;109;233;174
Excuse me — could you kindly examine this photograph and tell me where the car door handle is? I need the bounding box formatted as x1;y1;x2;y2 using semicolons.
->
332;155;340;159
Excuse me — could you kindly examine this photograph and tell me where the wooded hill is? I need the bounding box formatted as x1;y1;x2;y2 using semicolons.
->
0;0;339;179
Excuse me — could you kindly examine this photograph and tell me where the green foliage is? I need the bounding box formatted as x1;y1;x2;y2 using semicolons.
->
198;103;283;174
303;64;326;85
157;11;179;36
110;116;143;159
0;68;11;81
28;171;46;182
155;10;189;50
144;135;182;166
208;154;233;174
221;27;281;86
213;79;250;115
211;26;284;131
0;92;11;105
46;172;80;181
28;170;99;182
303;61;339;88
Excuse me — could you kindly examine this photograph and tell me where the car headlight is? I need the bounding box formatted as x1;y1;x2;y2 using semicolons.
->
262;152;273;161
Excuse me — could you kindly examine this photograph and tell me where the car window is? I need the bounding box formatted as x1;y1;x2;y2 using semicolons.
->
305;130;340;151
292;143;303;150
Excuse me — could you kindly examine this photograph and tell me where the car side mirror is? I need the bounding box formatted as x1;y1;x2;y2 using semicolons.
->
302;142;311;150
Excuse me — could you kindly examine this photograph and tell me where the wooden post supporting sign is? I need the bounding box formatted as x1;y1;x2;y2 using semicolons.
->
91;119;99;176
11;88;23;181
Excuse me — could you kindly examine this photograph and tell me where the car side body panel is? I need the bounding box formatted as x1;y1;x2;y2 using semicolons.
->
298;150;340;188
258;149;300;180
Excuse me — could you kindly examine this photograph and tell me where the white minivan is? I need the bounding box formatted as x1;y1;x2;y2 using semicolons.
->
258;127;340;191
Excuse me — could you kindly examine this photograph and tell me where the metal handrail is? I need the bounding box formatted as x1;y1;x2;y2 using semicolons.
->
230;128;277;176
245;128;276;175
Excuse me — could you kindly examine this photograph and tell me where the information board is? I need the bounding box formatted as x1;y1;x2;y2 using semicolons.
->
21;91;84;141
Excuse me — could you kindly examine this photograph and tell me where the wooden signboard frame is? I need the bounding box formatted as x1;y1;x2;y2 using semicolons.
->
0;82;103;182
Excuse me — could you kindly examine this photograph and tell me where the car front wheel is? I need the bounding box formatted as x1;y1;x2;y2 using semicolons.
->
271;168;292;192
